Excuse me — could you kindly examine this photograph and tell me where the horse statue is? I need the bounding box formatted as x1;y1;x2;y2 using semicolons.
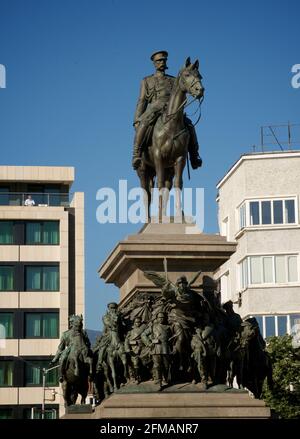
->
243;318;274;398
60;315;93;406
105;311;129;391
137;57;204;219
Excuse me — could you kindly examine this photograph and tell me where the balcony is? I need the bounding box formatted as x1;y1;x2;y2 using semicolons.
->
0;193;70;207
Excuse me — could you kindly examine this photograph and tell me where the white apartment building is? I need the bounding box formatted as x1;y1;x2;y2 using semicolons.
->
215;151;300;339
0;166;84;419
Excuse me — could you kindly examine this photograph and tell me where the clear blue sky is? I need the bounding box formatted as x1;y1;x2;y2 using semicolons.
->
0;0;299;330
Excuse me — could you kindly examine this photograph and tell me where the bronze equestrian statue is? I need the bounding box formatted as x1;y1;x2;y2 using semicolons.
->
50;315;92;406
132;51;204;218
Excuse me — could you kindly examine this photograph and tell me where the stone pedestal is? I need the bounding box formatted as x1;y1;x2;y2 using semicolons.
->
99;221;236;307
94;391;270;419
63;388;270;419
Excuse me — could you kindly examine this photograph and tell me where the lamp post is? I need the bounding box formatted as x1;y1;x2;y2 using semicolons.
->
41;364;60;420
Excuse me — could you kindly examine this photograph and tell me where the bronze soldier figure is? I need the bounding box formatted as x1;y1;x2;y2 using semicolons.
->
132;50;202;170
124;316;147;383
141;311;172;388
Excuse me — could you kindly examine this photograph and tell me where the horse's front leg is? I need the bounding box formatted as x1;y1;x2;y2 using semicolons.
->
174;156;186;218
107;354;118;392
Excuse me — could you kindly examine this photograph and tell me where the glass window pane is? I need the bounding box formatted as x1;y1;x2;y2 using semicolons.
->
275;256;286;283
250;256;262;284
261;201;271;224
0;222;13;244
0;408;13;419
288;256;298;282
278;315;288;336
26;363;42;385
26;222;42;244
25;360;58;386
0;266;14;291
239;204;246;229
0;361;13;386
285;199;295;223
25;313;41;337
263;257;273;283
26;266;41;290
0;188;9;206
290;314;300;332
250;202;260;225
23;408;57;419
43;313;59;338
26;266;59;291
265;316;275;337
0;313;13;338
43;266;59;291
240;259;248;289
43;222;59;245
273;200;283;224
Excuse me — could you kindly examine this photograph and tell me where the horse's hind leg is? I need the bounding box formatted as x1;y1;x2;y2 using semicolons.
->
137;165;151;222
120;353;129;383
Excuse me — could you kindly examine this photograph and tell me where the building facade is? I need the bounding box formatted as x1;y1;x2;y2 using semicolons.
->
0;166;84;419
215;151;300;338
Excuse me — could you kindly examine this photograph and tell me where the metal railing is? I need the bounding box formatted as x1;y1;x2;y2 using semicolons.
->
0;192;70;207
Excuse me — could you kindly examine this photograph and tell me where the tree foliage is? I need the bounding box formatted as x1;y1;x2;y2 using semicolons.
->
262;335;300;418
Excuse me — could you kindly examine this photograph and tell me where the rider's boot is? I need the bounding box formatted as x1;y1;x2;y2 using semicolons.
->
132;123;148;170
187;123;202;169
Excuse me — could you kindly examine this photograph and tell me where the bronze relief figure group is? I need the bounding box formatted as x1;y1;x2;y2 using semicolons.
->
51;270;273;407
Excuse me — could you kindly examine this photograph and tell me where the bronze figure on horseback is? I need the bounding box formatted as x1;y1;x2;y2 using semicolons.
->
132;51;205;218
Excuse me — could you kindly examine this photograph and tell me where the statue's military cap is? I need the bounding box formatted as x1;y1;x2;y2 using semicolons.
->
150;50;168;61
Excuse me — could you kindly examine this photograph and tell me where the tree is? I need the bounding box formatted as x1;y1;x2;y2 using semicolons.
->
262;335;300;418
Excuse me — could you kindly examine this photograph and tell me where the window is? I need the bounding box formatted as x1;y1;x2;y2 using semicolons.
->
239;255;298;288
250;201;260;225
23;407;58;419
25;221;59;245
278;315;288;336
0;266;14;291
250;256;262;284
25;360;59;386
0;221;14;244
0;361;13;386
0;187;9;206
240;198;296;230
239;204;246;229
25;313;59;338
0;313;13;338
0;408;13;419
265;316;275;337
240;258;248;290
290;314;300;332
25;265;59;291
261;201;271;225
251;314;299;338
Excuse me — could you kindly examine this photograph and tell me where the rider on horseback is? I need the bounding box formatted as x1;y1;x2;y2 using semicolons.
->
50;314;92;382
132;50;202;171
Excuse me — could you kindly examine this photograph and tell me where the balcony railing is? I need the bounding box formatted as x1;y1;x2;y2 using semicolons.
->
0;192;70;207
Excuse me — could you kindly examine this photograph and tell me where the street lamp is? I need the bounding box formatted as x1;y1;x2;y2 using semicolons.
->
41;364;60;420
